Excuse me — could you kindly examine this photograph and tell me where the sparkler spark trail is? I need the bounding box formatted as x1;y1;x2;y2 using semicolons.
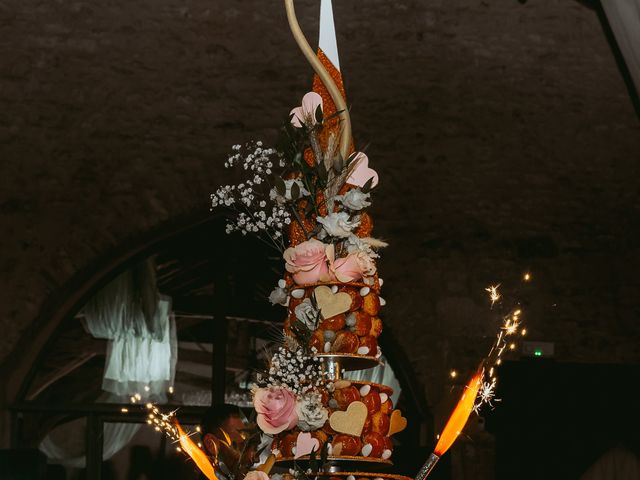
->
418;276;531;479
475;280;529;411
473;378;499;413
128;396;216;479
485;284;501;306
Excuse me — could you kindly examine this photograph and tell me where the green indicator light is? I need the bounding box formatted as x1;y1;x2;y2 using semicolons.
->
534;350;543;357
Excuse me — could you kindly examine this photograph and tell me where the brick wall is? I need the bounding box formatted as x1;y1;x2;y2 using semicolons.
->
1;0;639;475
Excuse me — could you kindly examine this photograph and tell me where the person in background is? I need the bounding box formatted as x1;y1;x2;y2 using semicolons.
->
580;434;640;480
200;404;257;479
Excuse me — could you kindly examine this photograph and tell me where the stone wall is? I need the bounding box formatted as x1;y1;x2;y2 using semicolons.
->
1;0;639;476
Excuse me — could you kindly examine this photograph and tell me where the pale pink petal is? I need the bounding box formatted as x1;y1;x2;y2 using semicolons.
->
301;92;323;119
257;414;289;435
289;106;305;128
293;262;329;285
289;92;323;128
333;255;363;283
347;153;379;188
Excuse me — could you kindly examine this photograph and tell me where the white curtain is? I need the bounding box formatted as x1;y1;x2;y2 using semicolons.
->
602;0;640;94
344;355;402;405
101;298;176;399
83;261;176;401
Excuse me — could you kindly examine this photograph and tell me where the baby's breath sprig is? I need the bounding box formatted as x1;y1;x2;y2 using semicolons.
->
256;345;327;396
211;141;291;251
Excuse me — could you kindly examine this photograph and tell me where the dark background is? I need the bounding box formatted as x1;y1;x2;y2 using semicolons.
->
1;1;639;479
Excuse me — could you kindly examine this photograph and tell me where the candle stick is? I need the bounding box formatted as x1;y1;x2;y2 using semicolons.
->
415;452;440;480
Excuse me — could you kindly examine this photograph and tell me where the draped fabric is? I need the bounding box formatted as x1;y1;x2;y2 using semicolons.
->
602;0;640;95
101;298;176;399
83;261;176;401
39;419;141;468
84;261;162;341
344;355;402;405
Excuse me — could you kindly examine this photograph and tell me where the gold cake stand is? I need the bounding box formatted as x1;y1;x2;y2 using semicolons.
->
317;353;380;376
315;472;412;480
275;456;392;472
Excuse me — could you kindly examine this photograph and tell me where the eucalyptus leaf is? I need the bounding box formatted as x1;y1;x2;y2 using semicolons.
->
346;151;359;166
362;176;375;193
275;176;286;196
320;441;329;469
315;104;324;124
292;320;312;345
291;181;300;200
309;446;318;471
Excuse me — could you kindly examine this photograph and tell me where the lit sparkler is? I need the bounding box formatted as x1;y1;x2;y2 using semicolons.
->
128;396;216;479
417;276;531;479
176;421;218;480
415;370;483;480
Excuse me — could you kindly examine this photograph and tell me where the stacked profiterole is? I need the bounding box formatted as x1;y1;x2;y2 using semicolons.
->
249;4;412;480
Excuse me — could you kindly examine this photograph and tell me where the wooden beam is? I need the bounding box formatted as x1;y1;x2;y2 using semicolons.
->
85;414;103;480
26;352;97;401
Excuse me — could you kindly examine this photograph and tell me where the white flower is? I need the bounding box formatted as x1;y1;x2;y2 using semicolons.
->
294;299;319;329
296;393;329;431
269;179;310;205
344;234;379;258
336;188;371;211
317;212;360;238
268;287;288;306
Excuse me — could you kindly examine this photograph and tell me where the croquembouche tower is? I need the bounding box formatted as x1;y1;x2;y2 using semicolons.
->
258;1;410;478
212;1;412;479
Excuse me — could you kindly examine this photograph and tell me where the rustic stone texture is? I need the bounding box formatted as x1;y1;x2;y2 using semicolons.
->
1;0;640;475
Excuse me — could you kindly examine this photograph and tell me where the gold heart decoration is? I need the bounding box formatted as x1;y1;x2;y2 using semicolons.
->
329;401;368;437
314;285;352;319
387;409;408;436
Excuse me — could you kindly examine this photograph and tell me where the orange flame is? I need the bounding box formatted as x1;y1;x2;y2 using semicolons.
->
175;421;218;480
434;369;483;456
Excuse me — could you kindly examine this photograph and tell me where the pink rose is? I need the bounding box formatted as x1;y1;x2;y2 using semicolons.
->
283;239;331;285
333;251;377;283
254;387;298;435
